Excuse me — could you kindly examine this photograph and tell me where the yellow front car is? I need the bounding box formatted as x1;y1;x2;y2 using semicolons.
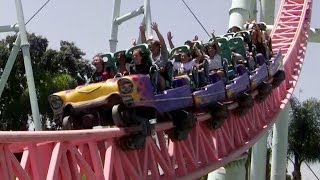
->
48;74;157;129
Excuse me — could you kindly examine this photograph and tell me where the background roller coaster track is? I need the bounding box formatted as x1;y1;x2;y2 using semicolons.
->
0;0;313;179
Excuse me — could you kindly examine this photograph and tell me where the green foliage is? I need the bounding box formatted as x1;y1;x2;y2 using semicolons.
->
289;97;320;162
0;33;93;130
288;97;320;179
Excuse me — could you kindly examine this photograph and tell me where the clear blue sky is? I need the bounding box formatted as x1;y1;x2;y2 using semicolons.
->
0;0;319;178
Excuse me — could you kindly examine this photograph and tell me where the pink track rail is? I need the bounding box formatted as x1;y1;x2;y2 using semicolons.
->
0;0;312;179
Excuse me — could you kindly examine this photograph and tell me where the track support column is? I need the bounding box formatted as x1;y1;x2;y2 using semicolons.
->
208;155;247;180
270;104;290;180
109;0;121;53
250;134;268;180
207;167;227;180
15;0;42;130
0;34;20;98
260;0;275;24
249;1;275;178
228;0;252;28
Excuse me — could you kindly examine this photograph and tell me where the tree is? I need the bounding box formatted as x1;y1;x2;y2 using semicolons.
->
288;97;320;180
0;33;92;130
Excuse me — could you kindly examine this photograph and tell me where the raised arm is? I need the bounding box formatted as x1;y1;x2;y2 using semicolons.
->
193;43;204;64
211;31;221;54
167;31;175;49
151;22;167;54
139;24;147;44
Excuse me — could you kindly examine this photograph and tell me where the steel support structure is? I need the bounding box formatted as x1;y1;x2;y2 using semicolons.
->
308;28;320;43
250;134;268;180
15;0;41;131
208;155;247;180
109;0;122;53
249;0;275;179
0;0;41;130
270;104;290;180
109;0;151;52
228;0;252;29
260;0;275;24
0;34;21;98
209;1;254;178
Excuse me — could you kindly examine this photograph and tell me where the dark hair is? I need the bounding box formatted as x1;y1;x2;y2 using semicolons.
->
149;40;161;48
227;26;241;33
204;43;217;55
116;52;127;66
133;48;150;65
184;40;192;46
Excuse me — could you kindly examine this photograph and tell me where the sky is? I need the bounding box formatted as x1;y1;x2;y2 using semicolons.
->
0;0;319;178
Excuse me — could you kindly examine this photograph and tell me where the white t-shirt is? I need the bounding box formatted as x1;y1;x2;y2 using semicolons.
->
173;59;197;75
206;54;223;70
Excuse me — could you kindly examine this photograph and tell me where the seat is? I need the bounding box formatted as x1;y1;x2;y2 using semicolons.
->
113;50;130;70
228;36;247;58
216;37;229;45
126;44;153;66
172;76;190;88
114;50;129;62
101;53;117;71
219;40;232;65
223;32;235;39
222;58;236;81
169;45;190;58
234;31;251;45
208;36;221;42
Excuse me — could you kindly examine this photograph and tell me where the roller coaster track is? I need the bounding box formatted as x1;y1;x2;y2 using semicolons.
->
0;0;312;179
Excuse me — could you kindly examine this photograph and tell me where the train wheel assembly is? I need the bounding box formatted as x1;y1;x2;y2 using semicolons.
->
207;103;229;129
118;133;147;151
257;81;273;102
117;115;152;151
167;110;196;141
234;93;254;116
112;104;134;127
81;114;95;129
272;70;285;88
62;116;72;130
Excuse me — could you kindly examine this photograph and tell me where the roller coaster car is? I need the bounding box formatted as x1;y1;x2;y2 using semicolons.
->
54;48;191;124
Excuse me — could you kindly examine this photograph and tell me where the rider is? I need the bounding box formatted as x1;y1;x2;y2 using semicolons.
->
129;48;152;75
90;54;115;83
139;22;170;90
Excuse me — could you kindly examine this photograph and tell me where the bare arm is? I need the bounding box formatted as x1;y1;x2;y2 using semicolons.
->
139;24;147;43
193;43;203;64
211;31;221;54
167;31;175;49
151;22;167;54
132;38;137;46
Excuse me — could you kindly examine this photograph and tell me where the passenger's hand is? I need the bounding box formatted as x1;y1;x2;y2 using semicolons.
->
151;22;159;32
167;31;173;40
193;35;199;41
132;38;137;46
211;30;216;38
139;24;146;32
